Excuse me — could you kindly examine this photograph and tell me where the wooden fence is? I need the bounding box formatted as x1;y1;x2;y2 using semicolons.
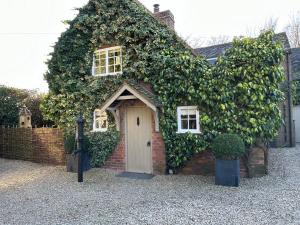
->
0;127;65;165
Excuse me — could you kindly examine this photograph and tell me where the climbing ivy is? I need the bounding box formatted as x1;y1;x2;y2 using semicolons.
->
41;0;285;169
292;80;300;105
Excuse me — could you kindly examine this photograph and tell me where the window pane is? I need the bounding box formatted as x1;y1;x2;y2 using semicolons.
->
181;119;188;129
108;65;114;73
96;120;100;129
115;50;121;56
101;119;107;129
115;65;121;73
189;114;196;119
100;67;106;74
115;56;121;65
108;57;114;66
100;58;106;67
189;119;197;130
95;59;100;67
181;114;188;119
108;50;115;57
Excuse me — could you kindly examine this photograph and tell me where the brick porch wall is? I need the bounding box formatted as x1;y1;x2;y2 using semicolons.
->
103;100;166;174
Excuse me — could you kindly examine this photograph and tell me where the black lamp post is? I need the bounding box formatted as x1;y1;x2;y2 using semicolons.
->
76;114;84;182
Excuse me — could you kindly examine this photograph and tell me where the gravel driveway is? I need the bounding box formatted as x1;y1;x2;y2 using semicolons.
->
1;145;300;225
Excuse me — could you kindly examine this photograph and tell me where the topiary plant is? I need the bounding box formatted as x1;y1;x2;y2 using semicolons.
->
212;134;245;160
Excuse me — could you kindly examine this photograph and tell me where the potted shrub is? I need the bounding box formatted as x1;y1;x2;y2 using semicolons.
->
64;133;91;173
212;134;245;187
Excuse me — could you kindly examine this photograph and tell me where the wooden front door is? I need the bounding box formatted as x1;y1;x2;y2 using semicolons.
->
126;107;152;173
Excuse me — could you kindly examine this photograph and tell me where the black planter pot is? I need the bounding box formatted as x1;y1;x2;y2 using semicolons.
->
215;159;240;187
66;151;91;173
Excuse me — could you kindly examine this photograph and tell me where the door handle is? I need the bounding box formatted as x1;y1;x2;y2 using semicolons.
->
147;141;151;147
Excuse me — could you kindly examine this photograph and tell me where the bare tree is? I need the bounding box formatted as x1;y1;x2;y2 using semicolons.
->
285;11;300;48
182;34;206;48
261;17;278;32
207;35;231;46
245;17;278;38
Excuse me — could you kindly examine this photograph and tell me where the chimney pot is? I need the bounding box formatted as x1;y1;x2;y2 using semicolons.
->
154;4;160;13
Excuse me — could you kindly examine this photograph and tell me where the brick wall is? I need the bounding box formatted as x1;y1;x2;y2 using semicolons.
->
179;145;267;178
0;128;65;165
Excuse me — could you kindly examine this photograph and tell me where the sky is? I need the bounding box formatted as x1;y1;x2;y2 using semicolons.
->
0;0;299;93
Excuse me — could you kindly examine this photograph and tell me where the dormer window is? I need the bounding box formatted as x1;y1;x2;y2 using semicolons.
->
93;110;108;132
207;57;217;65
93;46;122;76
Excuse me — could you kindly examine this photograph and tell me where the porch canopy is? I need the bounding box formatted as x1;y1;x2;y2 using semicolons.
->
98;81;162;132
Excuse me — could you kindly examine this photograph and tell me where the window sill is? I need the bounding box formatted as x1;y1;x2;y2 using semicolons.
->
92;129;108;133
93;72;122;77
176;130;202;134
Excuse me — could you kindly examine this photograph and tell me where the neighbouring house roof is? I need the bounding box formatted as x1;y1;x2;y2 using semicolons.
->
291;47;300;81
194;32;291;59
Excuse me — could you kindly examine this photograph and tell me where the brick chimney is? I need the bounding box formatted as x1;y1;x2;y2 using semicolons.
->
153;4;175;30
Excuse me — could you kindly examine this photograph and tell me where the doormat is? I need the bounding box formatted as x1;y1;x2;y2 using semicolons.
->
116;172;155;180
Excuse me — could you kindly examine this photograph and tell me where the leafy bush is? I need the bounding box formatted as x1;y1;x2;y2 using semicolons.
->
64;132;90;154
86;129;119;167
212;134;245;160
0;85;53;127
292;80;300;106
64;133;76;154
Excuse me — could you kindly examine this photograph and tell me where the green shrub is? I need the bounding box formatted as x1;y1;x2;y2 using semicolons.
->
212;134;245;160
86;129;119;167
64;132;90;154
64;133;76;154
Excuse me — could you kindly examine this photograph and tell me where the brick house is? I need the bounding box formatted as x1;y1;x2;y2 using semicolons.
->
195;35;296;148
85;2;293;176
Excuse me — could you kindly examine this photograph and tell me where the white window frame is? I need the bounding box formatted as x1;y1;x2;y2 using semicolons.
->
92;46;123;76
93;109;108;132
177;106;201;134
207;57;217;65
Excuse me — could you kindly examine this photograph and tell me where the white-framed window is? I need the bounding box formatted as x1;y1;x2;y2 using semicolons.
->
207;57;217;65
177;106;201;133
93;110;108;132
92;46;122;76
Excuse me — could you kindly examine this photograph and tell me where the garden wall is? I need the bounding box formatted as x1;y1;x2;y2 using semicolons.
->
179;145;268;178
0;128;65;165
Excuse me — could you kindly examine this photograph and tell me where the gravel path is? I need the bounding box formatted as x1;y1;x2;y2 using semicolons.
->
0;145;300;225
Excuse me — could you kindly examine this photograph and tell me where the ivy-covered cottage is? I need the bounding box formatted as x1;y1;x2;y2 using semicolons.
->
43;0;288;176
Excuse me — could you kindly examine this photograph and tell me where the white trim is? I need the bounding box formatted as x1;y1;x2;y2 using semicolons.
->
93;46;122;76
117;95;137;100
177;106;201;134
207;57;217;61
107;108;120;131
154;111;159;132
99;84;157;113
